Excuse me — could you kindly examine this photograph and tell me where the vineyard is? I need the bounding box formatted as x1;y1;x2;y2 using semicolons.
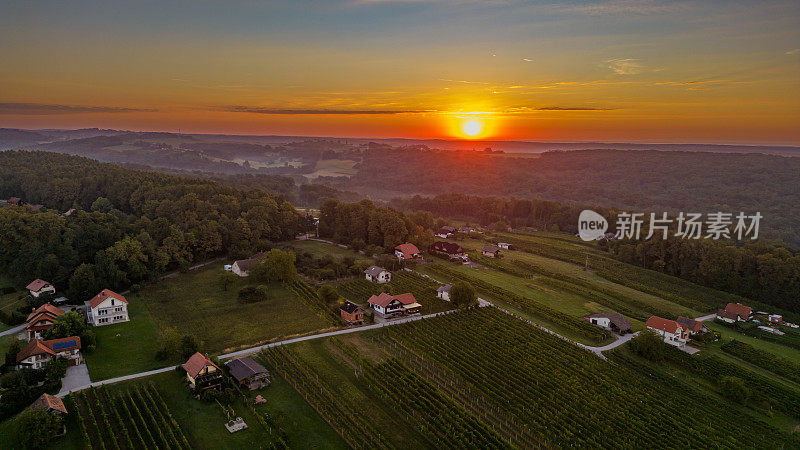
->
379;307;796;447
720;339;800;384
69;384;190;449
286;279;341;326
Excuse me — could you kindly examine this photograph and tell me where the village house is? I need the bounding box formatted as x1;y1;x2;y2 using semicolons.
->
497;242;513;250
364;266;391;283
367;292;421;316
430;241;465;259
716;302;752;323
458;227;473;233
769;314;783;324
29;393;68;415
85;289;129;326
25;304;65;341
183;352;223;390
646;316;689;346
340;300;365;324
64;208;76;217
16;336;82;369
437;226;456;237
676;316;707;335
26;279;56;298
581;312;632;335
7;197;21;206
437;284;452;301
225;357;270;390
231;252;265;277
481;246;501;258
394;243;423;261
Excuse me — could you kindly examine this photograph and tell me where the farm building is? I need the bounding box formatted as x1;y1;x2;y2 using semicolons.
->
25;304;65;341
85;289;129;326
394;243;423;261
437;284;452;301
430;241;465;259
481;246;501;258
769;314;782;324
340;301;365;324
29;393;68;415
225;357;270;390
581;312;632;335
231;252;265;277
183;352;223;391
716;303;752;322
26;279;55;298
367;292;421;316
497;242;513;250
16;336;82;369
676;316;707;335
646;316;689;346
364;266;391;283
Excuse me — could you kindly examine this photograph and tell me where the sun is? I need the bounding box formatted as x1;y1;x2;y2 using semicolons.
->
461;119;484;137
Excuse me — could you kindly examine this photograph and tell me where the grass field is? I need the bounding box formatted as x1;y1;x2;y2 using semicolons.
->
704;321;800;364
139;264;332;353
283;239;373;264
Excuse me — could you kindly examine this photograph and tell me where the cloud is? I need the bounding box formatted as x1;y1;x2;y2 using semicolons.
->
606;58;644;75
220;106;430;115
0;102;155;115
522;58;534;62
562;0;686;15
786;49;800;55
438;78;491;85
534;106;617;111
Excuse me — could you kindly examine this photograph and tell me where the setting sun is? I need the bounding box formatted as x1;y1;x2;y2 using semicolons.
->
461;119;484;138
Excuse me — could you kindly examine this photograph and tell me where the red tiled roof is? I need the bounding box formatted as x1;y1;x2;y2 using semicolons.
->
677;316;704;333
25;279;51;292
716;309;739;321
724;303;752;319
16;339;55;362
26;304;64;323
89;289;127;309
646;316;681;334
393;293;418;305
367;292;396;308
394;243;421;259
29;393;67;414
183;352;219;378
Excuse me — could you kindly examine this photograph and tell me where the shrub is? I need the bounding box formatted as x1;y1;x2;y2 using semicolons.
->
719;376;750;403
450;281;477;307
629;330;666;361
238;285;269;304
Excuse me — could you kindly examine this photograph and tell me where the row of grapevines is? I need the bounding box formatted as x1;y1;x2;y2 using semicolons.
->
720;339;800;384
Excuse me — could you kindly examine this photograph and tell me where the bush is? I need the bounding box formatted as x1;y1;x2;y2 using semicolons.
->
16;408;63;449
318;285;340;305
450;282;478;308
238;285;269;304
629;330;666;361
719;376;750;403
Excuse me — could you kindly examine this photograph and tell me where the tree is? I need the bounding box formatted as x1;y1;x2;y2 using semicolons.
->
719;376;750;403
317;285;340;305
68;263;99;302
45;357;67;384
238;285;269;304
450;282;477;307
4;339;24;369
180;334;200;359
43;311;87;340
16;408;63;449
249;249;297;283
216;271;238;291
90;196;113;213
629;330;665;361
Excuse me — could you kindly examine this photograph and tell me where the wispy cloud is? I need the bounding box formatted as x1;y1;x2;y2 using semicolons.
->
219;106;431;115
438;78;492;85
0;102;155;115
606;58;644;75
534;106;617;111
522;58;534;62
562;0;686;15
786;49;800;55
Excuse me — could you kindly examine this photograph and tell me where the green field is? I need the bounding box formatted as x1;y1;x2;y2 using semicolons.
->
283;239;373;264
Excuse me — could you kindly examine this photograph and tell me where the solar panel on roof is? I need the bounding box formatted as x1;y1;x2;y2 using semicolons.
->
51;340;76;351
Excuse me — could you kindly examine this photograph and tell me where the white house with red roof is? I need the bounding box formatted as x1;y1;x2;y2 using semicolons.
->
646;316;689;346
26;279;55;298
367;292;422;316
716;302;752;323
25;304;65;341
16;336;82;369
183;352;223;390
394;243;423;261
85;289;129;326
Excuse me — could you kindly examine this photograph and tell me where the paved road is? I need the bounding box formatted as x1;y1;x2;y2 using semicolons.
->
56;365;178;398
0;324;25;337
58;364;91;396
695;313;717;322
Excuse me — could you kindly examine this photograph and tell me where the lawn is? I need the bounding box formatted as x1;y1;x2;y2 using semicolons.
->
704;321;800;364
283;239;373;264
139;264;332;354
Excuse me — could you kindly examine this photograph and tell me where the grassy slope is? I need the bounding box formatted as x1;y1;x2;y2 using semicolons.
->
283;239;373;264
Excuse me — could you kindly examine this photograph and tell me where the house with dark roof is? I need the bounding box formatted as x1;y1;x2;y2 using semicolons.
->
716;302;752;323
231;252;265;277
437;284;452;301
367;292;421;316
430;241;465;259
646;316;689;346
17;336;82;369
225;357;270;390
481;246;501;258
581;312;632;335
183;352;223;390
394;243;422;261
676;316;707;335
25;304;65;341
26;279;55;298
364;266;391;284
340;301;365;324
85;289;128;326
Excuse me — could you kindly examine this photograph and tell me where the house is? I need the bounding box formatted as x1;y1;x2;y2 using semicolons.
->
437;284;452;301
7;197;21;206
769;314;783;324
64;208;76;217
394;243;423;261
429;241;465;259
367;292;421;316
716;302;752;322
25;304;65;341
581;312;632;335
85;289;129;326
497;242;513;250
225;357;270;390
364;266;391;283
676;316;707;335
231;252;265;277
438;226;456;235
481;246;501;258
29;393;68;415
340;301;365;324
16;336;82;369
183;352;223;390
646;316;689;346
458;227;473;233
26;279;56;298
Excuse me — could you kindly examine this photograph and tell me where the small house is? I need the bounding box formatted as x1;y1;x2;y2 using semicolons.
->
437;284;451;301
26;279;55;298
231;252;264;277
183;352;223;390
716;302;752;323
646;316;689;346
25;304;65;341
64;208;76;217
225;357;270;390
676;316;707;335
7;197;21;206
581;312;632;335
769;314;782;324
364;266;391;284
16;336;82;369
367;292;421;316
497;242;513;250
85;289;129;326
29;393;68;415
394;243;422;261
340;301;365;324
481;246;501;258
429;241;465;259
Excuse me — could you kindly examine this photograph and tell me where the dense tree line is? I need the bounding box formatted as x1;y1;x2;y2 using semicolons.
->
0;151;308;304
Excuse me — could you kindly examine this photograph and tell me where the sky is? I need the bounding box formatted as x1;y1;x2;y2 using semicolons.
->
1;0;799;144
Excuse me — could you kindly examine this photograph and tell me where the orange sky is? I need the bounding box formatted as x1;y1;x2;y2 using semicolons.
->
1;1;799;144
